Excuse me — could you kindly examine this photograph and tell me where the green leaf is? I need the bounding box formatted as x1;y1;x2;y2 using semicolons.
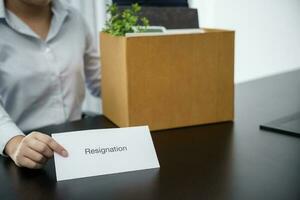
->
103;3;150;36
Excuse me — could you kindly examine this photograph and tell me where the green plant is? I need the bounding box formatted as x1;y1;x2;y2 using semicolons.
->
103;3;150;36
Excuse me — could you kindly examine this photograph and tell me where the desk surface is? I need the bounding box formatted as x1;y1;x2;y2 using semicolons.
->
1;70;300;200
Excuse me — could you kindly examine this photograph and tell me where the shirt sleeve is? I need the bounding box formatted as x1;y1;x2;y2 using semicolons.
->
83;18;101;98
0;103;24;156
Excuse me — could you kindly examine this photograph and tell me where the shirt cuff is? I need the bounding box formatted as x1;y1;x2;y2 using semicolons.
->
0;122;24;157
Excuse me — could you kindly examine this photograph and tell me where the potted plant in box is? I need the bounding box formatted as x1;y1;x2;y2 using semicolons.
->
100;3;235;131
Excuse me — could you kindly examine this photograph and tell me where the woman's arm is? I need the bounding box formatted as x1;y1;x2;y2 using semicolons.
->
83;18;101;98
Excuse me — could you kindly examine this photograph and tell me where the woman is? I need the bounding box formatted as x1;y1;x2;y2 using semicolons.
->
0;0;101;169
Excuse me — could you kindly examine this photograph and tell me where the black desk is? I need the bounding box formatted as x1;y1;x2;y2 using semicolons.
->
1;70;300;200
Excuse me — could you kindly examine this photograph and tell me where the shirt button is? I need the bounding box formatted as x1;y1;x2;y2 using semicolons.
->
45;47;51;53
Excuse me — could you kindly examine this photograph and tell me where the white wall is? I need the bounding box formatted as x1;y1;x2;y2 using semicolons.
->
189;0;300;83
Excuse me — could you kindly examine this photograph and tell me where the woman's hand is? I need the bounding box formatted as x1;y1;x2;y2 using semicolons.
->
4;132;68;169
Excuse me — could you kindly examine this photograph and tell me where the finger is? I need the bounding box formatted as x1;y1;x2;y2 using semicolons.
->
33;133;68;157
27;138;53;158
23;147;47;164
19;157;43;169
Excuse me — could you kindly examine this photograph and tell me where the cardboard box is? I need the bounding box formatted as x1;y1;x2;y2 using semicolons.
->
100;29;234;131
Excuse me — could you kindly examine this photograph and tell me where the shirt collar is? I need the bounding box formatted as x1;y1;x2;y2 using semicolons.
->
52;0;70;15
47;0;70;42
0;0;5;19
0;0;70;41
